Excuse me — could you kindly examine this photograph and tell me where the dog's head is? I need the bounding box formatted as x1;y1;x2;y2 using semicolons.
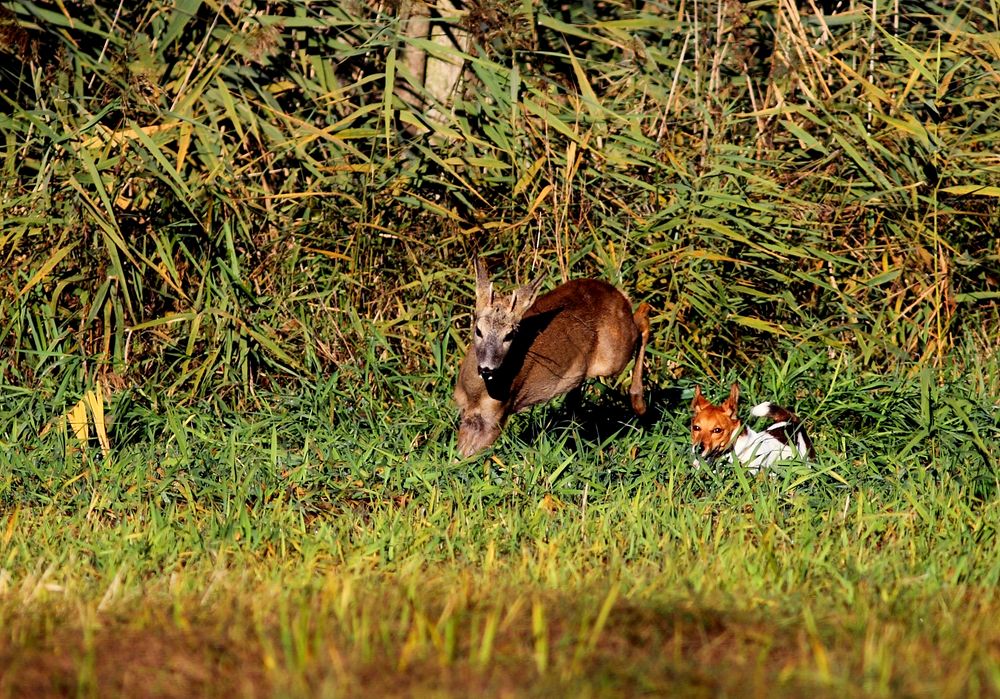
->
691;383;742;461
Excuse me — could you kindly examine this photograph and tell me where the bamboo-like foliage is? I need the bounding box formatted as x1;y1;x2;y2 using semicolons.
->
1;0;997;401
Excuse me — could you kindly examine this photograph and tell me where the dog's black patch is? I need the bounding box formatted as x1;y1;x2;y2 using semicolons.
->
764;419;815;459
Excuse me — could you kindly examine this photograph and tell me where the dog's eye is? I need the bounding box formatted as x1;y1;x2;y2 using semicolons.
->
692;424;700;431
712;427;723;434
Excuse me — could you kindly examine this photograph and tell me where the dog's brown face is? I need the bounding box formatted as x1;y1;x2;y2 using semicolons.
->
691;384;742;460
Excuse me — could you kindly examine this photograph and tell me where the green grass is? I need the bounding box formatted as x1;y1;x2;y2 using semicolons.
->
2;340;998;697
2;0;1000;695
3;0;1000;393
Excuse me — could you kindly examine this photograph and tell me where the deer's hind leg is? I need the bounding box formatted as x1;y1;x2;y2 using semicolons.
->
628;302;651;416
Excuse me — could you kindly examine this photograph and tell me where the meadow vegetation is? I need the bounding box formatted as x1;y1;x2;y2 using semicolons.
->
1;0;999;696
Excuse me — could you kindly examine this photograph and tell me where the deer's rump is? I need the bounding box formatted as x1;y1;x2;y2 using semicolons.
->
509;279;640;413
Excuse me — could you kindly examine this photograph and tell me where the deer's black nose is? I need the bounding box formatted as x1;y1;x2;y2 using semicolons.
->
478;366;496;381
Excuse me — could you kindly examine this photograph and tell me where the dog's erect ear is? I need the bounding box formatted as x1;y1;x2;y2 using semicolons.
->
691;385;710;413
722;383;740;417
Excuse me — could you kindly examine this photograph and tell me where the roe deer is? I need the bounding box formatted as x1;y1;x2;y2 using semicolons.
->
454;259;651;457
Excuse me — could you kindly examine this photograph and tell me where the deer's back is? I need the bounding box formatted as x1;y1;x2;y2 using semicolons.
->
510;279;638;412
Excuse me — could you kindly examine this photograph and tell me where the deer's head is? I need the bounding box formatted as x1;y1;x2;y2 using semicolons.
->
472;259;543;383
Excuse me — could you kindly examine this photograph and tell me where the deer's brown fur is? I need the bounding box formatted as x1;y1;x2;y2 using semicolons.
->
454;260;650;457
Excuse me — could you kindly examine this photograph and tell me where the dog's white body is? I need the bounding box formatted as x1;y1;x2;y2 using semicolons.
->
724;404;812;472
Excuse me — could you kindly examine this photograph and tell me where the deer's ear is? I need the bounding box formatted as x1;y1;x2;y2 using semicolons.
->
691;385;710;413
474;258;494;311
511;273;543;315
722;383;740;417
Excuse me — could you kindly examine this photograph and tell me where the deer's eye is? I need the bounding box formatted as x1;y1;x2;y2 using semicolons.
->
475;327;483;338
502;331;515;343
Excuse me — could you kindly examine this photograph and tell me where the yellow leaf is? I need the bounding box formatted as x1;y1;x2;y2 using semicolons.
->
729;314;789;336
538;494;564;514
3;507;19;548
527;184;553;216
941;185;1000;198
513;157;546;198
566;47;602;121
68;399;89;444
17;243;78;298
84;383;111;456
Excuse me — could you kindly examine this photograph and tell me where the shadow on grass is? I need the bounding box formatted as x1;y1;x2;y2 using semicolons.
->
513;382;688;453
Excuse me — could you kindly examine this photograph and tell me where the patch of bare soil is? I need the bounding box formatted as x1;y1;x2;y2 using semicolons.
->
2;590;983;698
0;607;269;699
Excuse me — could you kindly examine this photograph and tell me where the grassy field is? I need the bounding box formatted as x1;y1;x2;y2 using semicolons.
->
2;337;999;697
3;0;1000;696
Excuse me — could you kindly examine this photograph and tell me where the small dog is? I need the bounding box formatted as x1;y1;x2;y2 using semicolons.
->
691;384;814;472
